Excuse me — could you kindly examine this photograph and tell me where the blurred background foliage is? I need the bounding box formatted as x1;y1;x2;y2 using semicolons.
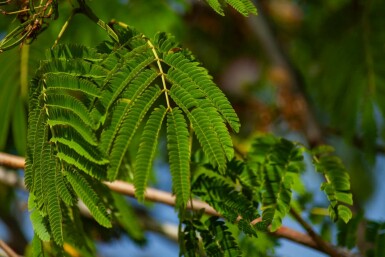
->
0;0;384;256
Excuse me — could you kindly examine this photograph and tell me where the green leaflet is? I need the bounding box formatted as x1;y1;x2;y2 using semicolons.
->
50;137;108;165
134;106;167;202
43;74;101;98
56;152;107;179
27;138;64;244
205;0;224;16
100;69;159;154
46;108;97;146
169;85;227;172
102;53;156;112
204;0;257;16
164;52;240;133
193;173;259;224
107;86;162;180
46;44;99;60
312;149;353;223
65;171;111;228
45;94;97;129
31;234;45;257
167;107;191;208
200;100;234;161
246;135;305;231
38;58;108;81
46;147;64;245
56;171;76;206
28;121;53;213
190;107;227;172
225;0;257;16
30;210;51;242
25;109;47;193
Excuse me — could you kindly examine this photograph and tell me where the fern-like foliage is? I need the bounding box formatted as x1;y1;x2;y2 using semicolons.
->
65;171;111;227
134;106;167;201
204;0;257;16
26;26;239;251
167;107;191;207
244;135;305;231
311;146;353;223
181;213;241;257
192;169;261;237
193;173;258;223
180;214;202;257
240;136;353;231
200;217;241;257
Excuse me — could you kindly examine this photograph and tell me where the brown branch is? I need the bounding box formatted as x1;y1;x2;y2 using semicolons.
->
290;209;341;257
0;153;25;170
0;152;360;257
105;181;219;217
0;240;21;257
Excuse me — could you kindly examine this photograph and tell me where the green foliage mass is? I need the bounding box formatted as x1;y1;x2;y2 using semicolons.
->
24;23;243;253
3;0;381;256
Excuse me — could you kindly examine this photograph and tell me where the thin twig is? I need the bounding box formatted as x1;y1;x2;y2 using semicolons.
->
75;0;119;42
0;240;20;257
0;152;360;257
52;8;79;48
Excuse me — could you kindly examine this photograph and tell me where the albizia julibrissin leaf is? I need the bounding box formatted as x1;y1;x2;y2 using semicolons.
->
134;106;167;202
167;107;191;208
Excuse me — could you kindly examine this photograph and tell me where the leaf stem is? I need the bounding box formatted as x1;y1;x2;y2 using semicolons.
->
146;39;171;111
52;8;77;48
75;0;119;42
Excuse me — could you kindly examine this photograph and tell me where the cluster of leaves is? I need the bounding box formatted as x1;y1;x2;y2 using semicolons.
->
25;23;243;253
179;135;353;256
24;23;354;252
181;214;241;257
311;146;353;223
0;0;366;256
